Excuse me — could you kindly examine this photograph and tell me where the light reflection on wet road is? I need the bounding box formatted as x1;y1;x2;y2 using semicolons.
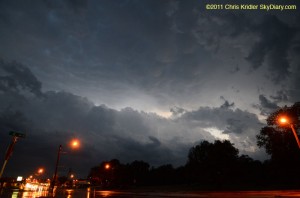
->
89;190;300;198
3;188;300;198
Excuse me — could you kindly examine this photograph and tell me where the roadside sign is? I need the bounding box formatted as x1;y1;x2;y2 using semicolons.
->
9;131;26;138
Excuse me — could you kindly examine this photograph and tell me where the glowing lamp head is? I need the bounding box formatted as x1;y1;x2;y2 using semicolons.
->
278;117;288;124
70;139;80;149
38;168;44;174
105;164;110;170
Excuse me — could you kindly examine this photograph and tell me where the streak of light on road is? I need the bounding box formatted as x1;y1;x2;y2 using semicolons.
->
3;188;300;197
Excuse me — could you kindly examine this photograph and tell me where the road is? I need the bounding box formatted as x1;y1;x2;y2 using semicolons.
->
86;190;300;197
3;188;300;197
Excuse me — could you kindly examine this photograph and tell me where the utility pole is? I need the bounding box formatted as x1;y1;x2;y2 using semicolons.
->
0;131;26;179
49;145;62;197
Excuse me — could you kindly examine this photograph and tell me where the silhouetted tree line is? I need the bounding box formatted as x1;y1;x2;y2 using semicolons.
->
88;102;300;190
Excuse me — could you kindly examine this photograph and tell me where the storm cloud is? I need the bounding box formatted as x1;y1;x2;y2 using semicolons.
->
0;0;299;178
0;61;266;177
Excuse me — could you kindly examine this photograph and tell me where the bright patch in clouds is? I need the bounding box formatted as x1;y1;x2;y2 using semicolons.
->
153;110;173;118
204;127;229;140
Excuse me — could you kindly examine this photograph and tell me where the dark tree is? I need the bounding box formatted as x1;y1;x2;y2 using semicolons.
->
149;164;176;185
186;140;239;186
129;160;150;186
187;140;239;165
88;159;150;188
235;155;264;188
88;159;121;187
257;102;300;162
256;102;300;187
257;126;300;161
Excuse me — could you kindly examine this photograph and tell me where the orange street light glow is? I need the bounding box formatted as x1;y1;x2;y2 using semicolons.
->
70;139;80;149
105;164;110;169
38;168;44;174
278;117;289;125
277;116;300;149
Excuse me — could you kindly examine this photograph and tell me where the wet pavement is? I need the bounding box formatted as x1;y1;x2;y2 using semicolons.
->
2;188;300;198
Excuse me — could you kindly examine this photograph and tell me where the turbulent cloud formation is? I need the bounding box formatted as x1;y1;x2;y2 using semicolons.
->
253;95;280;116
220;96;235;109
0;61;266;177
246;16;296;83
0;0;299;178
0;60;42;96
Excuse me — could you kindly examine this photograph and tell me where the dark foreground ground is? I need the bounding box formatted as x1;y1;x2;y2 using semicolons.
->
3;188;300;198
82;189;300;197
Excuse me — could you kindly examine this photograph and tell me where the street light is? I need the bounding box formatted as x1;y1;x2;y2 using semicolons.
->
278;116;300;149
50;139;80;196
34;168;45;183
70;139;80;149
38;168;44;174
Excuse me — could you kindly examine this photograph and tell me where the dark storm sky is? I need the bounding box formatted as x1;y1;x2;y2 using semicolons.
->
0;0;300;178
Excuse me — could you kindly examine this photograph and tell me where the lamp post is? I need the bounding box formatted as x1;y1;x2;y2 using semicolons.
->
49;139;80;197
50;145;62;196
278;116;300;149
